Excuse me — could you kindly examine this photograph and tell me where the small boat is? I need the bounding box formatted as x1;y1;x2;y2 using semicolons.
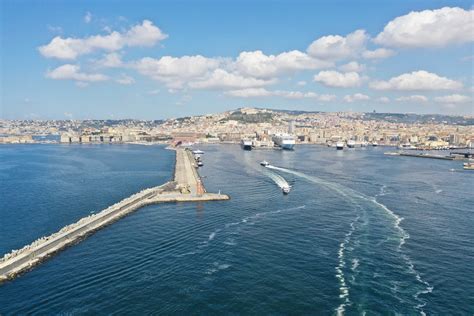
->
260;160;269;167
336;142;344;150
192;150;204;155
464;162;474;170
372;142;378;147
197;161;204;167
347;140;356;148
282;186;291;194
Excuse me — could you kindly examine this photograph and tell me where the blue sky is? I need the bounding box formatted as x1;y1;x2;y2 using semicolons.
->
1;0;473;119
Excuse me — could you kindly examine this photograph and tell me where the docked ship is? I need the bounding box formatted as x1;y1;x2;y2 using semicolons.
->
336;141;344;150
347;140;356;148
240;139;253;151
272;134;296;150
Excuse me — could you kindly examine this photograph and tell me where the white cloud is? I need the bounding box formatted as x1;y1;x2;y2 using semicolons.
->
343;93;370;103
374;7;474;48
134;55;220;88
233;50;332;78
339;61;365;73
84;12;92;24
225;88;336;101
225;88;272;98
297;81;307;86
434;94;471;103
314;70;361;88
95;52;123;68
307;29;368;61
362;48;395;59
369;70;463;91
190;69;273;90
377;96;390;103
39;20;168;59
115;74;135;85
46;64;108;82
396;95;428;102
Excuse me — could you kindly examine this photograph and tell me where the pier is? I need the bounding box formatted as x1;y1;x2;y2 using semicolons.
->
0;148;229;284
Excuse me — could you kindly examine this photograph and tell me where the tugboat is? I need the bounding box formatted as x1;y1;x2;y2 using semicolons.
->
260;160;269;167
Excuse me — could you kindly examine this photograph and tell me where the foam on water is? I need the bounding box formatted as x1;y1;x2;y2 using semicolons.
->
269;165;433;314
261;167;291;191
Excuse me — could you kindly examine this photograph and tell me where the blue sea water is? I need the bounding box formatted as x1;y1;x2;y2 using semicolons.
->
0;144;473;314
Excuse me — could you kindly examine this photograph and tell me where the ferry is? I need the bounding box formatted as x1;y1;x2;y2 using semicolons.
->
240;139;253;151
272;133;296;150
260;160;269;167
336;141;344;150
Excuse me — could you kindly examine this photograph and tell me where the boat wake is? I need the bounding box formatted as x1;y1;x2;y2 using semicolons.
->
268;165;432;315
261;167;291;192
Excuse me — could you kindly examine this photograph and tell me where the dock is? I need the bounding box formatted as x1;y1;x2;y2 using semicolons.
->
384;152;455;160
0;148;229;284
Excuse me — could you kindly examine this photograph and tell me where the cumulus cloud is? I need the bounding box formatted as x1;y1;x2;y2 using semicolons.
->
362;48;395;59
189;69;273;90
339;61;365;73
374;7;474;48
343;93;370;102
307;29;368;61
133;55;220;88
46;64;108;82
225;88;336;101
233;50;332;78
396;95;428;102
369;70;463;91
314;70;361;88
39;20;168;59
94;52;123;68
115;74;135;85
434;94;471;103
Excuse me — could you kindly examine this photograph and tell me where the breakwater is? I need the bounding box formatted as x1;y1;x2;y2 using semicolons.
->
0;148;229;284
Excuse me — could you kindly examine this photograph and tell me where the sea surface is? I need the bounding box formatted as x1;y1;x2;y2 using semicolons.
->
0;144;473;315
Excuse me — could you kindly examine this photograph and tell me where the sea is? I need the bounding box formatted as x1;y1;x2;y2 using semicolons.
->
0;144;473;315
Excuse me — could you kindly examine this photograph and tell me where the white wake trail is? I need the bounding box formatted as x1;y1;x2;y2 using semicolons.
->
261;166;290;190
269;165;432;315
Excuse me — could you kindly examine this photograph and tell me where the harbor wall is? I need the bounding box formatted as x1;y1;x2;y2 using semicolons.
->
0;148;229;283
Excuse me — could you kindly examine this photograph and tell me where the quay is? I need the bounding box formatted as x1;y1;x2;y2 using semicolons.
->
0;148;229;284
384;152;454;160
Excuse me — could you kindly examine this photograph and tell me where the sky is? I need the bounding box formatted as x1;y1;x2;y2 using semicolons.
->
1;0;473;120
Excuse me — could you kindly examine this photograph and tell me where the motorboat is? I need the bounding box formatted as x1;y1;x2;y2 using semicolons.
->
260;160;269;167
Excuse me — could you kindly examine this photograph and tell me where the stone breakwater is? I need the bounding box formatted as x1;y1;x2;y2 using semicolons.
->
0;148;229;284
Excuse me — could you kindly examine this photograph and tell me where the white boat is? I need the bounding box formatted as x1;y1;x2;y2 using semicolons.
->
197;161;204;167
240;139;253;150
192;150;204;155
272;133;296;150
260;160;269;167
347;140;356;148
336;141;344;150
372;142;378;147
282;186;291;194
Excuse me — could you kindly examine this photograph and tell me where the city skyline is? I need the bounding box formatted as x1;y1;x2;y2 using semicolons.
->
1;0;473;120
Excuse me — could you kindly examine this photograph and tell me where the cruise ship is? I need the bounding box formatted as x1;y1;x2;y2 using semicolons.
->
272;134;296;150
240;139;253;150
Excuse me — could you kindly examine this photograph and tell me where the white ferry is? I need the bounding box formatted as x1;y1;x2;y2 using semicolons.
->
272;134;296;150
240;139;253;151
